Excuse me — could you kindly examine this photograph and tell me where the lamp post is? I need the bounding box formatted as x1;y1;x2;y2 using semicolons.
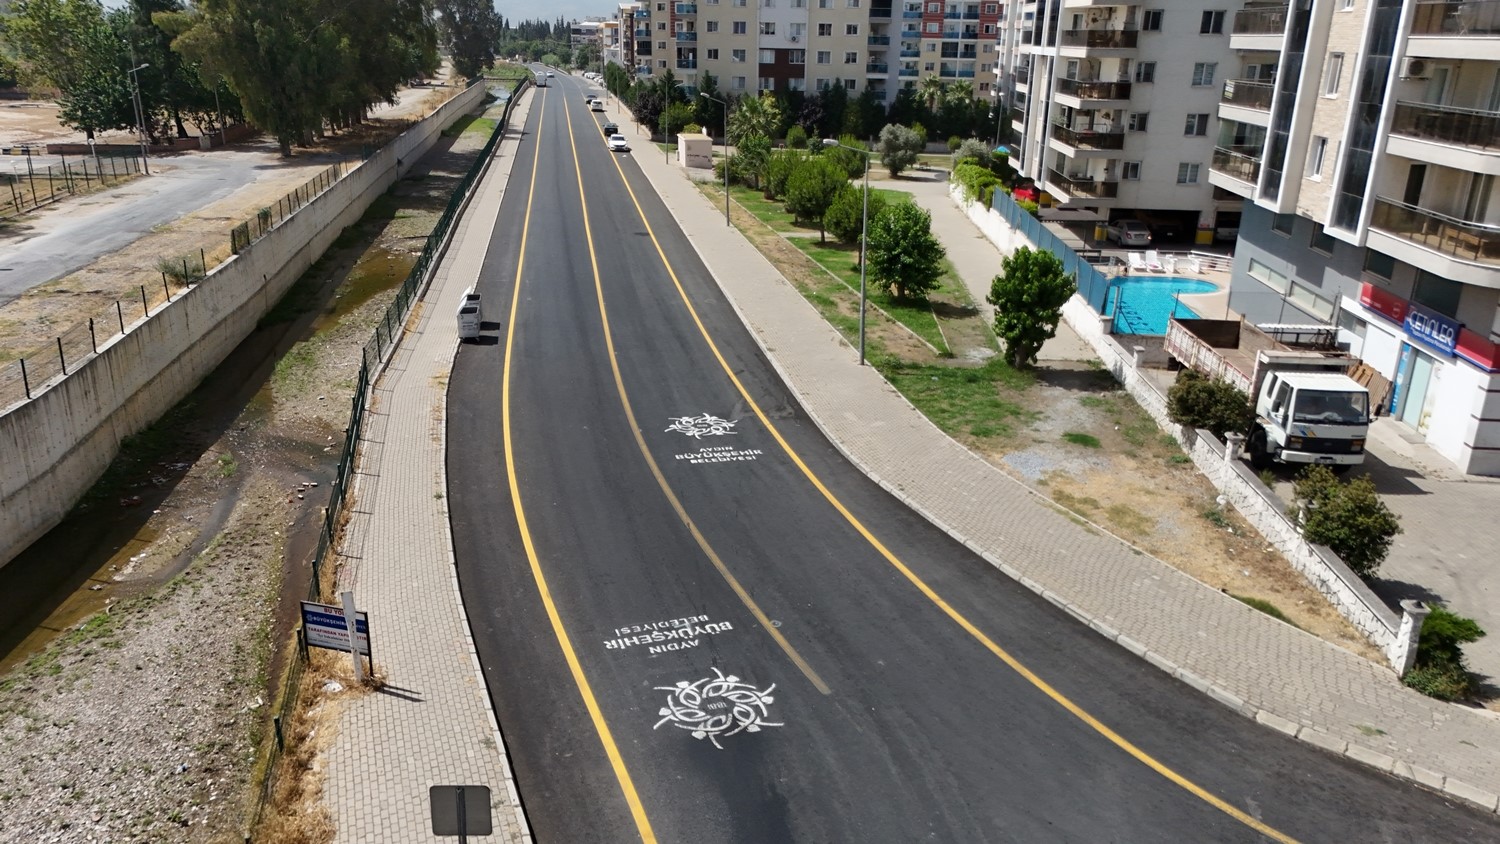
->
821;138;874;366
699;92;730;226
128;61;151;174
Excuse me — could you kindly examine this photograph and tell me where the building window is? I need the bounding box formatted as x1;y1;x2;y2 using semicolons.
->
658;41;667;49
985;3;997;13
1177;163;1200;184
732;76;747;89
707;21;719;32
847;0;860;6
1413;271;1463;317
928;2;940;10
1309;223;1335;255
1122;161;1142;180
1340;0;1355;9
760;22;776;35
659;60;668;68
790;49;805;63
846;51;859;63
759;49;776;62
817;50;831;64
760;77;775;90
1191;63;1216;87
732;49;747;62
1128;112;1149;131
789;77;806;91
819;0;831;6
1289;282;1335;319
1248;259;1290;293
1271;213;1296;235
1323;53;1343;97
707;48;720;59
819;23;832;36
926;42;936;51
925;21;939;33
983;23;995;34
1307;136;1328;179
1134;62;1156;83
733;21;747;33
658;22;667;30
790;22;805;36
1364;250;1396;280
846;78;857;90
847;23;860;35
925;61;935;71
1142;9;1163;31
791;0;805;5
1200;10;1225;34
1184;113;1209;136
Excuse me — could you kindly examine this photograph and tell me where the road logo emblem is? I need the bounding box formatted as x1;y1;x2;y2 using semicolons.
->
653;668;782;749
665;412;738;439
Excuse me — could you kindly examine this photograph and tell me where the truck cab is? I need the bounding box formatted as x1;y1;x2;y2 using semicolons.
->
1251;371;1369;471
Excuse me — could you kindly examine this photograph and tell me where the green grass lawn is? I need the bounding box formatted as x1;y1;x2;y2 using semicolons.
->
881;357;1035;441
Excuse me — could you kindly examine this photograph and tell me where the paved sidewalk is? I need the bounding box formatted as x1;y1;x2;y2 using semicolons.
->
321;93;535;843
609;102;1500;813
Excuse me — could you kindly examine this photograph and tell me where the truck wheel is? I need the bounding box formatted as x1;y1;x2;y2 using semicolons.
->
1247;430;1271;470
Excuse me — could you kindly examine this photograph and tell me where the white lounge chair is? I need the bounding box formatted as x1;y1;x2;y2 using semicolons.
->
1127;252;1147;272
1185;255;1203;274
1163;254;1178;273
1144;250;1165;272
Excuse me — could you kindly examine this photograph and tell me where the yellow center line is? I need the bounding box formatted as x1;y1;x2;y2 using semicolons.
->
498;87;658;844
596;129;1301;843
564;96;830;696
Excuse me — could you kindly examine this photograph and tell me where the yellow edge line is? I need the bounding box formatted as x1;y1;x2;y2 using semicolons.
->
500;88;658;844
566;100;831;697
597;132;1301;843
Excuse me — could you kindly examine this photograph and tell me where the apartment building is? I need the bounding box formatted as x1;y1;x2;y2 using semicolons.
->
999;1;1243;241
619;2;651;73
626;0;998;104
1210;0;1500;475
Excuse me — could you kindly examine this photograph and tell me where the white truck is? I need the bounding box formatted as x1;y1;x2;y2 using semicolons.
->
1164;318;1370;472
457;287;482;342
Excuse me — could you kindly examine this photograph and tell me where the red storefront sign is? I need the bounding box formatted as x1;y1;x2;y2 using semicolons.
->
1360;282;1498;372
1359;282;1408;324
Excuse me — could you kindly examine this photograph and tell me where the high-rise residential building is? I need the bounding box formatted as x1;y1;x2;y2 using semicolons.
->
1000;1;1243;242
621;0;998;104
1210;0;1500;474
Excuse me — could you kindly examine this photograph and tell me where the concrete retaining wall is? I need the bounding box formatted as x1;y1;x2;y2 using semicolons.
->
0;82;487;571
954;187;1423;672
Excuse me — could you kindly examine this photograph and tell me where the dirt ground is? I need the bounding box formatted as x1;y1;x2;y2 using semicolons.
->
0;83;500;842
709;179;1383;663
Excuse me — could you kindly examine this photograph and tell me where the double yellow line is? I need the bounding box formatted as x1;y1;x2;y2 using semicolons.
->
499;81;1301;844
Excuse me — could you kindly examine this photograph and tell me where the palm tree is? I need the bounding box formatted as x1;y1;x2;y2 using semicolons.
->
918;75;947;113
946;80;974;105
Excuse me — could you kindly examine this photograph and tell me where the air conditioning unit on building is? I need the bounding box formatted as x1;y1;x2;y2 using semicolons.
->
1400;57;1430;79
788;34;800;42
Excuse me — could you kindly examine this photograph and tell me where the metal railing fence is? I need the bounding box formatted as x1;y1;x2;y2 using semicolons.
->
1;152;144;220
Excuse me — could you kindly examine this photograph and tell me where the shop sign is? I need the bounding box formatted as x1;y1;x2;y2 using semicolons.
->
1403;303;1460;357
1456;329;1500;373
1358;282;1407;325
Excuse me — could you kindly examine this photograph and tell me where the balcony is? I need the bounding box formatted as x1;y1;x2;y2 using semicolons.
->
1055;78;1132;101
1051;125;1127;150
903;10;923;18
868;63;890;74
899;67;919;77
945;11;963;18
1372;197;1500;265
1058;29;1140;49
677;60;697;69
869;35;892;45
901;48;921;57
1390;101;1500;152
963;10;981;19
1013;65;1030;84
901;28;921;38
676;31;697;41
1047;169;1120;198
1411;0;1500;35
1232;6;1288;35
1220;79;1274;111
961;30;981;40
675;3;697;13
1211;146;1263;185
871;6;893;20
635;29;651;38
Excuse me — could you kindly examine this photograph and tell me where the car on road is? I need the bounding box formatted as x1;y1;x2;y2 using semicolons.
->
591;100;605;112
603;122;619;137
546;71;555;78
607;135;630;152
1104;219;1151;247
585;93;596;104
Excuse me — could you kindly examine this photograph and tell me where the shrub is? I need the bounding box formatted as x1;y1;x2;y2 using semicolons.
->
1287;465;1402;579
1016;198;1039;216
1403;605;1486;701
952;161;1000;205
762;148;804;199
824;184;885;246
785;124;809;149
952;138;991;170
682;122;703;135
824;134;870;180
947;134;963;152
1166;370;1250;439
987;246;1076;368
878;123;923;177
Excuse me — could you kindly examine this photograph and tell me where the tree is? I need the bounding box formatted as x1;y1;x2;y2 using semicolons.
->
662;101;695;136
878;123;923;177
986;246;1076;368
867;202;945;300
918;75;946;112
952;138;990;169
783;156;846;241
824;183;885;247
823;134;868;180
731;132;771;188
694;72;723;133
437;0;501;79
1166;370;1250;438
843;86;885;140
1288;466;1402;579
762;147;804;199
815;83;849;140
7;0;134;138
729;91;781;144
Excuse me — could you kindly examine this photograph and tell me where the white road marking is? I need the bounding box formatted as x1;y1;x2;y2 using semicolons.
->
653;668;782;749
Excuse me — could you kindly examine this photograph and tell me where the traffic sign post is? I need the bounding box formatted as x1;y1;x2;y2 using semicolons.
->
430;785;492;842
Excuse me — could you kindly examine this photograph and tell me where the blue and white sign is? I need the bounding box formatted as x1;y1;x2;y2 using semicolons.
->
301;601;371;656
1403;303;1461;357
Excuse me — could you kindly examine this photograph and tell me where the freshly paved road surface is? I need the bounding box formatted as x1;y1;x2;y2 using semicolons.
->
446;74;1500;842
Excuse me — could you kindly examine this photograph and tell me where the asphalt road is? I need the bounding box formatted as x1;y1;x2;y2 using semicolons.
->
445;73;1500;843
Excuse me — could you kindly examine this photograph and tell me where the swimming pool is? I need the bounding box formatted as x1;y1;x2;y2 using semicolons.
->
1106;276;1217;335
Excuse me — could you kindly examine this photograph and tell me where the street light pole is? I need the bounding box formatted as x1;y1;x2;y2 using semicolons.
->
822;138;874;365
699;92;730;226
127;59;151;175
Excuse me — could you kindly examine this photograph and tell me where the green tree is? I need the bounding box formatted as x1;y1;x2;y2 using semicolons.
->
823;134;868;180
986;246;1076;368
783;156;846;241
824;183;885;248
694;72;723;133
784;124;808;149
867;202;945;300
1166;370;1250;438
878;123;923;177
843;86;885;140
662;101;695;136
762;147;805;199
729;91;781;144
437;0;500;78
918;75;946;113
7;0;134;138
731;131;771;188
1288;466;1402;579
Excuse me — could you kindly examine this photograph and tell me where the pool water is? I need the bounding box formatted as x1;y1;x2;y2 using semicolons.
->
1106;276;1217;335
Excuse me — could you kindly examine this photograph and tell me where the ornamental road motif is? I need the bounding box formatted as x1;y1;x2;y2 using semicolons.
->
652;668;782;749
665;412;738;439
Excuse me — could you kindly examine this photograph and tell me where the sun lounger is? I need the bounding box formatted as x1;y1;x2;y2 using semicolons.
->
1127;252;1147;272
1144;250;1165;272
1163;254;1177;273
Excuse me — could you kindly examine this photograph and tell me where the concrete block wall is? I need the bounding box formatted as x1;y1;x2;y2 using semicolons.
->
959;189;1420;671
0;82;486;571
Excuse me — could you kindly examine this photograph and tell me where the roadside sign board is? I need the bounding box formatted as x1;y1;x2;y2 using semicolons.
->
301;601;370;656
430;785;493;836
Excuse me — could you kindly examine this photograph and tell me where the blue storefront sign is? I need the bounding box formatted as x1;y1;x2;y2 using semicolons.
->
1402;303;1461;357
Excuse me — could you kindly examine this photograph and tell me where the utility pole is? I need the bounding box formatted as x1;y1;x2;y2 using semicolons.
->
127;48;152;175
